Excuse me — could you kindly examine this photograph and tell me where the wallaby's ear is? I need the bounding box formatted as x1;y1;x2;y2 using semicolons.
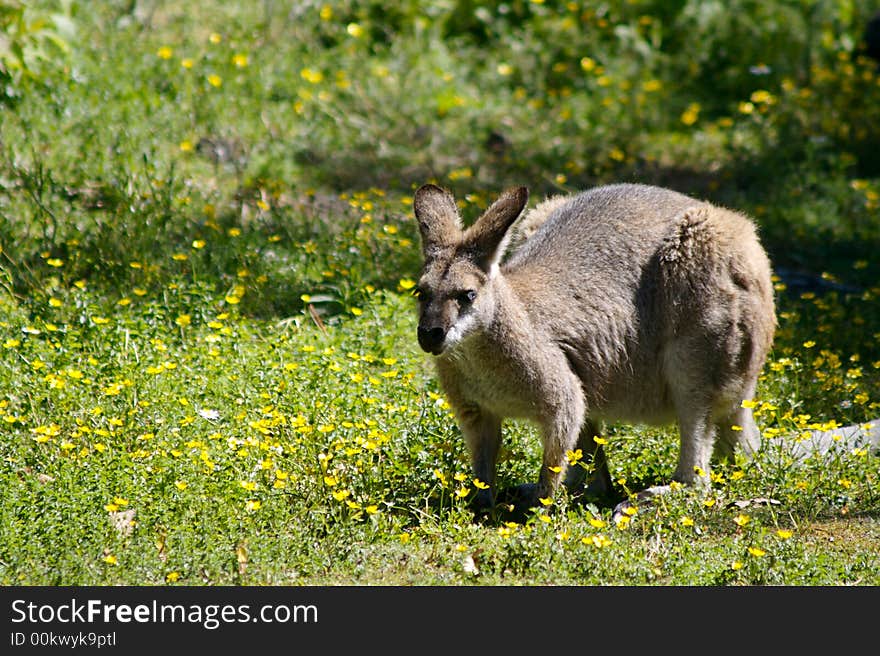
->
413;184;462;255
463;186;529;272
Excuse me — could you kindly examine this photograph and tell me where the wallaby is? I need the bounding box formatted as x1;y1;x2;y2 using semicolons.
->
413;182;777;520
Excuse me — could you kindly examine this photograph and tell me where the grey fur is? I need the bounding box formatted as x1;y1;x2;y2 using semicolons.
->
413;182;777;518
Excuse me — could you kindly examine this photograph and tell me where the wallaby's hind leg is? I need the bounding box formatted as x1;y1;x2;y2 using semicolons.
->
564;419;613;499
714;383;762;461
612;402;716;523
671;407;716;485
714;406;761;460
459;408;503;512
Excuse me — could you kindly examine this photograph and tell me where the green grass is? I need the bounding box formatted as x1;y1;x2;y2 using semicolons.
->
1;0;879;586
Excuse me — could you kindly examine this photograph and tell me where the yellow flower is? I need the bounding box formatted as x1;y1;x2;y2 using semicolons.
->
680;516;694;527
750;89;774;104
680;103;700;126
103;554;117;565
156;46;173;60
776;529;793;540
175;314;191;328
582;534;612;547
207;74;222;88
747;546;766;557
166;571;180;582
733;514;750;527
300;68;324;84
232;53;248;68
179;140;194;152
473;478;489;490
346;23;364;38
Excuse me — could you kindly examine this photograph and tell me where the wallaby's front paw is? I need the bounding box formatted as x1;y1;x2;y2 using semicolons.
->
485;483;541;524
506;483;540;507
471;488;495;516
490;482;539;515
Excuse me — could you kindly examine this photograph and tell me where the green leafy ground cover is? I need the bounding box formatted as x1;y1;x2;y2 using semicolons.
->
1;1;879;585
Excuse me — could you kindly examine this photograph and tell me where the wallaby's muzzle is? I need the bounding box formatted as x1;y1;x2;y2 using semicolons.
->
417;325;446;355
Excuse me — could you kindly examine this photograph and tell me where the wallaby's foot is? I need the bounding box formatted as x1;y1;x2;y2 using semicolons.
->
565;475;618;508
501;482;540;508
470;488;495;519
487;483;541;523
611;484;672;524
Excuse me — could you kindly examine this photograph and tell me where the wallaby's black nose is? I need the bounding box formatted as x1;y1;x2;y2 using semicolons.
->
417;326;446;354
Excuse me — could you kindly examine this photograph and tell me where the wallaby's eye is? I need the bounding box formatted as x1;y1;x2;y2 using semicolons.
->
415;287;431;302
457;290;477;305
